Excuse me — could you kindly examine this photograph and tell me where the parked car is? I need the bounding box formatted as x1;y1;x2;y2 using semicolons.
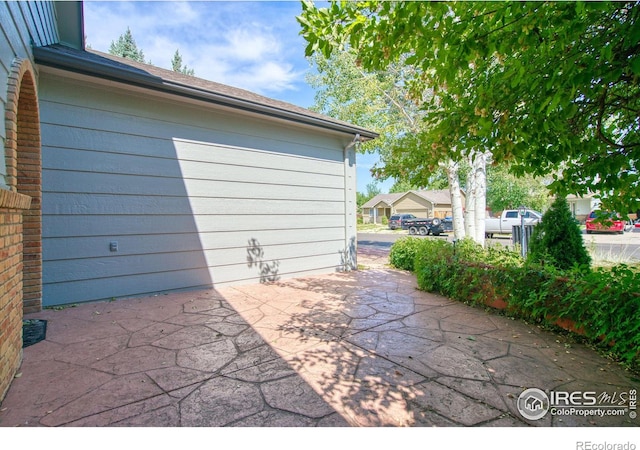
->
405;217;445;236
388;214;416;230
585;210;625;234
442;217;453;232
485;209;542;238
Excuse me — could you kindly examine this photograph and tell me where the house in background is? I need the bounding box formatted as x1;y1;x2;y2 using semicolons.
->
362;189;465;223
361;192;403;223
566;193;600;223
0;0;376;401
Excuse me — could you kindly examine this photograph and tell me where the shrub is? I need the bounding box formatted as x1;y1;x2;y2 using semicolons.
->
388;236;423;271
381;216;389;225
414;239;453;293
528;197;591;271
453;237;484;262
398;235;640;366
562;265;640;362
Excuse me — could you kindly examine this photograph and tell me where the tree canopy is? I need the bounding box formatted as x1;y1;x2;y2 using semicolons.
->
307;50;461;189
486;165;550;213
308;50;486;240
298;1;640;214
171;49;195;76
356;181;382;208
109;27;146;63
307;51;422;157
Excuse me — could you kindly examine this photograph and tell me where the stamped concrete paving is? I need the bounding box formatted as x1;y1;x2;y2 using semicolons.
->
1;249;638;427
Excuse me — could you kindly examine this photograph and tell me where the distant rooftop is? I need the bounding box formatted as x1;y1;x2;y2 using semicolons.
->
362;189;459;209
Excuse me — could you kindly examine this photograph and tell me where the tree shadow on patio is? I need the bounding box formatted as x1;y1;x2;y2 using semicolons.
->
271;273;442;426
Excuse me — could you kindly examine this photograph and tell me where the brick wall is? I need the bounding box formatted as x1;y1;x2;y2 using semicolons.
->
0;190;31;401
0;58;40;402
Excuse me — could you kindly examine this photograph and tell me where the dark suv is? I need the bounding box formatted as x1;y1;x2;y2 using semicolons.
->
388;214;416;230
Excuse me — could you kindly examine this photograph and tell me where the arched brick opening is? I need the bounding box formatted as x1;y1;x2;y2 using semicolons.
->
4;58;42;314
0;58;40;401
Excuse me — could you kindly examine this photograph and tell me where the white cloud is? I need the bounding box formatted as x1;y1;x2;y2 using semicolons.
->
224;28;281;62
253;61;299;90
83;1;308;99
230;60;300;93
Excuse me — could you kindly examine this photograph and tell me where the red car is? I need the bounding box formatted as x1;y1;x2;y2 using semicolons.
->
585;210;625;234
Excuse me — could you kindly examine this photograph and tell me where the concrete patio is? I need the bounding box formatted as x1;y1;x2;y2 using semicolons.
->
0;248;638;427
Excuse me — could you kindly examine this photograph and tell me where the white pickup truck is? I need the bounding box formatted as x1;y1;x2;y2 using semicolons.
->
485;209;542;238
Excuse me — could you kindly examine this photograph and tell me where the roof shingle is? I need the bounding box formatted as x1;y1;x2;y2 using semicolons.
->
33;44;378;140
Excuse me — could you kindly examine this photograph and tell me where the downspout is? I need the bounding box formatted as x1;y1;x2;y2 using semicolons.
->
343;134;360;271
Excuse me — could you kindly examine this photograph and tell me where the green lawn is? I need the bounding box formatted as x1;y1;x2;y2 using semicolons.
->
357;223;385;232
357;223;406;233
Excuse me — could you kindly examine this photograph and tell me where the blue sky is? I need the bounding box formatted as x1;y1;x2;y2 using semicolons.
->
83;0;394;194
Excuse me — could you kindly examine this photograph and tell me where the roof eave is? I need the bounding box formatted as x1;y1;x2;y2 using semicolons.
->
33;45;378;140
363;200;391;209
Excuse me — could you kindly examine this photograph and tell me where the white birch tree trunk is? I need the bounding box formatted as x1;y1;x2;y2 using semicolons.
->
473;151;488;246
445;158;466;240
464;153;477;239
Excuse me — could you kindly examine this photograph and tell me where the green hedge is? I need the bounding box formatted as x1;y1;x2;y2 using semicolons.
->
388;236;426;271
389;237;640;365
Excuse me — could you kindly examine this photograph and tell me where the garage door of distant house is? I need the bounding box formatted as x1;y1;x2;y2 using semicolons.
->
39;73;350;306
394;193;431;218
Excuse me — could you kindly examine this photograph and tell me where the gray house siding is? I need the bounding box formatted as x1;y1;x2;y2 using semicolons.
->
40;71;356;306
0;0;58;187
